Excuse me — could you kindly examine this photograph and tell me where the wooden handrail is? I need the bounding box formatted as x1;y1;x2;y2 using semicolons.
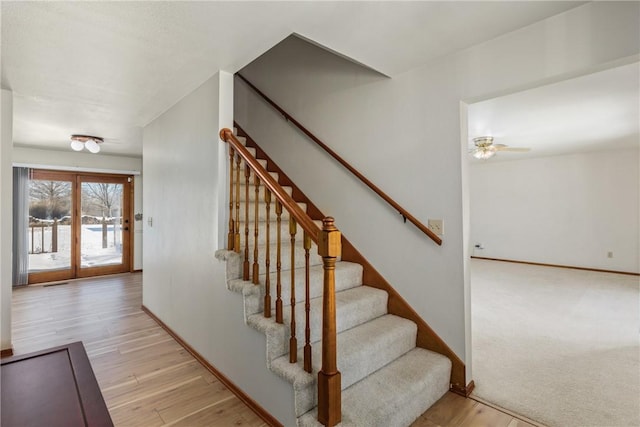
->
236;74;442;246
220;128;322;242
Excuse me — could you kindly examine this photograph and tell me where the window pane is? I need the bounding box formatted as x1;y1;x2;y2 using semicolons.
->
28;179;72;272
80;182;124;268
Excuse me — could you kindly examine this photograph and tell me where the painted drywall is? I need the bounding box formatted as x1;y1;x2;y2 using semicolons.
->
12;146;142;173
235;1;640;383
12;146;144;270
469;149;640;273
1;90;14;351
142;71;296;425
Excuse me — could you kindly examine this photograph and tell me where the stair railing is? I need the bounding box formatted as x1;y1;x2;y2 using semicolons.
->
220;128;342;427
236;73;442;246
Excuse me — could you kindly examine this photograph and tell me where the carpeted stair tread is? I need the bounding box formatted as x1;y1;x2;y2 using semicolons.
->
247;285;388;361
238;219;322;247
297;348;451;427
249;239;325;273
227;261;363;304
270;314;418;416
282;286;388;346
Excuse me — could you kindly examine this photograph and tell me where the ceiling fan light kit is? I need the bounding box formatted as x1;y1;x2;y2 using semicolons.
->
472;147;497;160
470;136;530;160
70;135;103;154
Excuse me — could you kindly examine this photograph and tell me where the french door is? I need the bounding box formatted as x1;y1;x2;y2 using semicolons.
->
27;170;132;284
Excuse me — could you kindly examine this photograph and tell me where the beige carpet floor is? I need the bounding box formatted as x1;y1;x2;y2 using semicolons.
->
471;259;639;427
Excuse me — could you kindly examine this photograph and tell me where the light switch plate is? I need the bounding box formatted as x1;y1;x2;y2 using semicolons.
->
428;219;443;236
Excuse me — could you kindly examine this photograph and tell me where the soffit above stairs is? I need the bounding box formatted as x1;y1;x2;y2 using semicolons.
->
1;1;582;155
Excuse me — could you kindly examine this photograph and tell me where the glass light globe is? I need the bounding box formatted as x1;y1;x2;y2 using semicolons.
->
85;139;101;153
70;140;84;151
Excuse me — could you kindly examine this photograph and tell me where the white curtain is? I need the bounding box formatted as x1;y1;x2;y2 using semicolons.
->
12;167;29;286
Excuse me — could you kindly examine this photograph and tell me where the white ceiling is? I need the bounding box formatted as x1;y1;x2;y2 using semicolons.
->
467;61;640;162
1;1;582;157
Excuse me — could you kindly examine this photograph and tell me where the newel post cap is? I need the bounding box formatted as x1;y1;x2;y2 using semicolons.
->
318;217;341;258
219;128;232;141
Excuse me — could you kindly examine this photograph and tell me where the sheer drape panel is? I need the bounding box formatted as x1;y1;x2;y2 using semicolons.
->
12;167;29;286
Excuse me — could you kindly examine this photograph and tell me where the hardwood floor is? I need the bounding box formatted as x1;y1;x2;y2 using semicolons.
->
10;273;536;427
11;273;265;427
411;393;539;427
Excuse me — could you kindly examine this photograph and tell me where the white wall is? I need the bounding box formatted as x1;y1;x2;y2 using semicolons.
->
13;146;144;270
470;149;640;273
12;146;142;174
1;90;13;351
142;71;296;425
235;1;640;382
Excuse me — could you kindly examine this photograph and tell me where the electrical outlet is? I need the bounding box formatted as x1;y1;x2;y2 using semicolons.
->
428;219;443;236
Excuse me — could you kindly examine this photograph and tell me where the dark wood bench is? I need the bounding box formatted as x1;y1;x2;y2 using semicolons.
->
1;341;113;427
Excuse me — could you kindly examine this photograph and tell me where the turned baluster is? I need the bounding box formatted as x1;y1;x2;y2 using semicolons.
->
234;154;241;252
303;231;312;373
243;164;250;281
317;217;342;427
252;174;260;284
228;147;235;250
289;217;297;363
264;190;272;318
275;200;283;324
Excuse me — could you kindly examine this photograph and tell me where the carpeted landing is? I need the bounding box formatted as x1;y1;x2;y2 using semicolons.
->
216;135;451;427
471;258;640;427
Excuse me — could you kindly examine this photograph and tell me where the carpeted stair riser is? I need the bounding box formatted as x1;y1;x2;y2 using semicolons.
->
228;261;364;317
222;239;328;276
237;200;307;222
247;285;388;362
298;348;451;427
281;286;388;347
233;166;278;185
270;314;419;417
239;240;325;273
238;157;269;171
235;217;320;248
238;182;293;202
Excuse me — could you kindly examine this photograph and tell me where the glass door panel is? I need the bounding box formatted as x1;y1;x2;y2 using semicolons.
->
28;171;75;283
27;170;132;284
78;176;130;276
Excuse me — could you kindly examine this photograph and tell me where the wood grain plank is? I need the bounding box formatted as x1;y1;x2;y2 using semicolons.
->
416;392;478;427
458;403;514;427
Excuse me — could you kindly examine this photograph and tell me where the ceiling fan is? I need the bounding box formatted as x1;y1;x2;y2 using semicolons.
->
470;136;530;160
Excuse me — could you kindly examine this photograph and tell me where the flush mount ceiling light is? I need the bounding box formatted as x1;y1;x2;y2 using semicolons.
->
70;135;103;154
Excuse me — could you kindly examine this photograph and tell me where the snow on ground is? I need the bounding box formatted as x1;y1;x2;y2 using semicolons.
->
29;224;123;272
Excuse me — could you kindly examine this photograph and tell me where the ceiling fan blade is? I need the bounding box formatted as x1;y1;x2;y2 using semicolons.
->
495;146;531;152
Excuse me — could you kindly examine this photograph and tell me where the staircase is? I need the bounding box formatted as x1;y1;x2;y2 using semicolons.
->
216;129;451;427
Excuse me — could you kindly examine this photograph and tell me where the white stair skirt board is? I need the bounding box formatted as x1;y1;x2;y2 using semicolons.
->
215;146;451;427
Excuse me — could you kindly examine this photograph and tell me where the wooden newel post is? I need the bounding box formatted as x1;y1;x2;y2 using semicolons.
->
317;217;341;427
